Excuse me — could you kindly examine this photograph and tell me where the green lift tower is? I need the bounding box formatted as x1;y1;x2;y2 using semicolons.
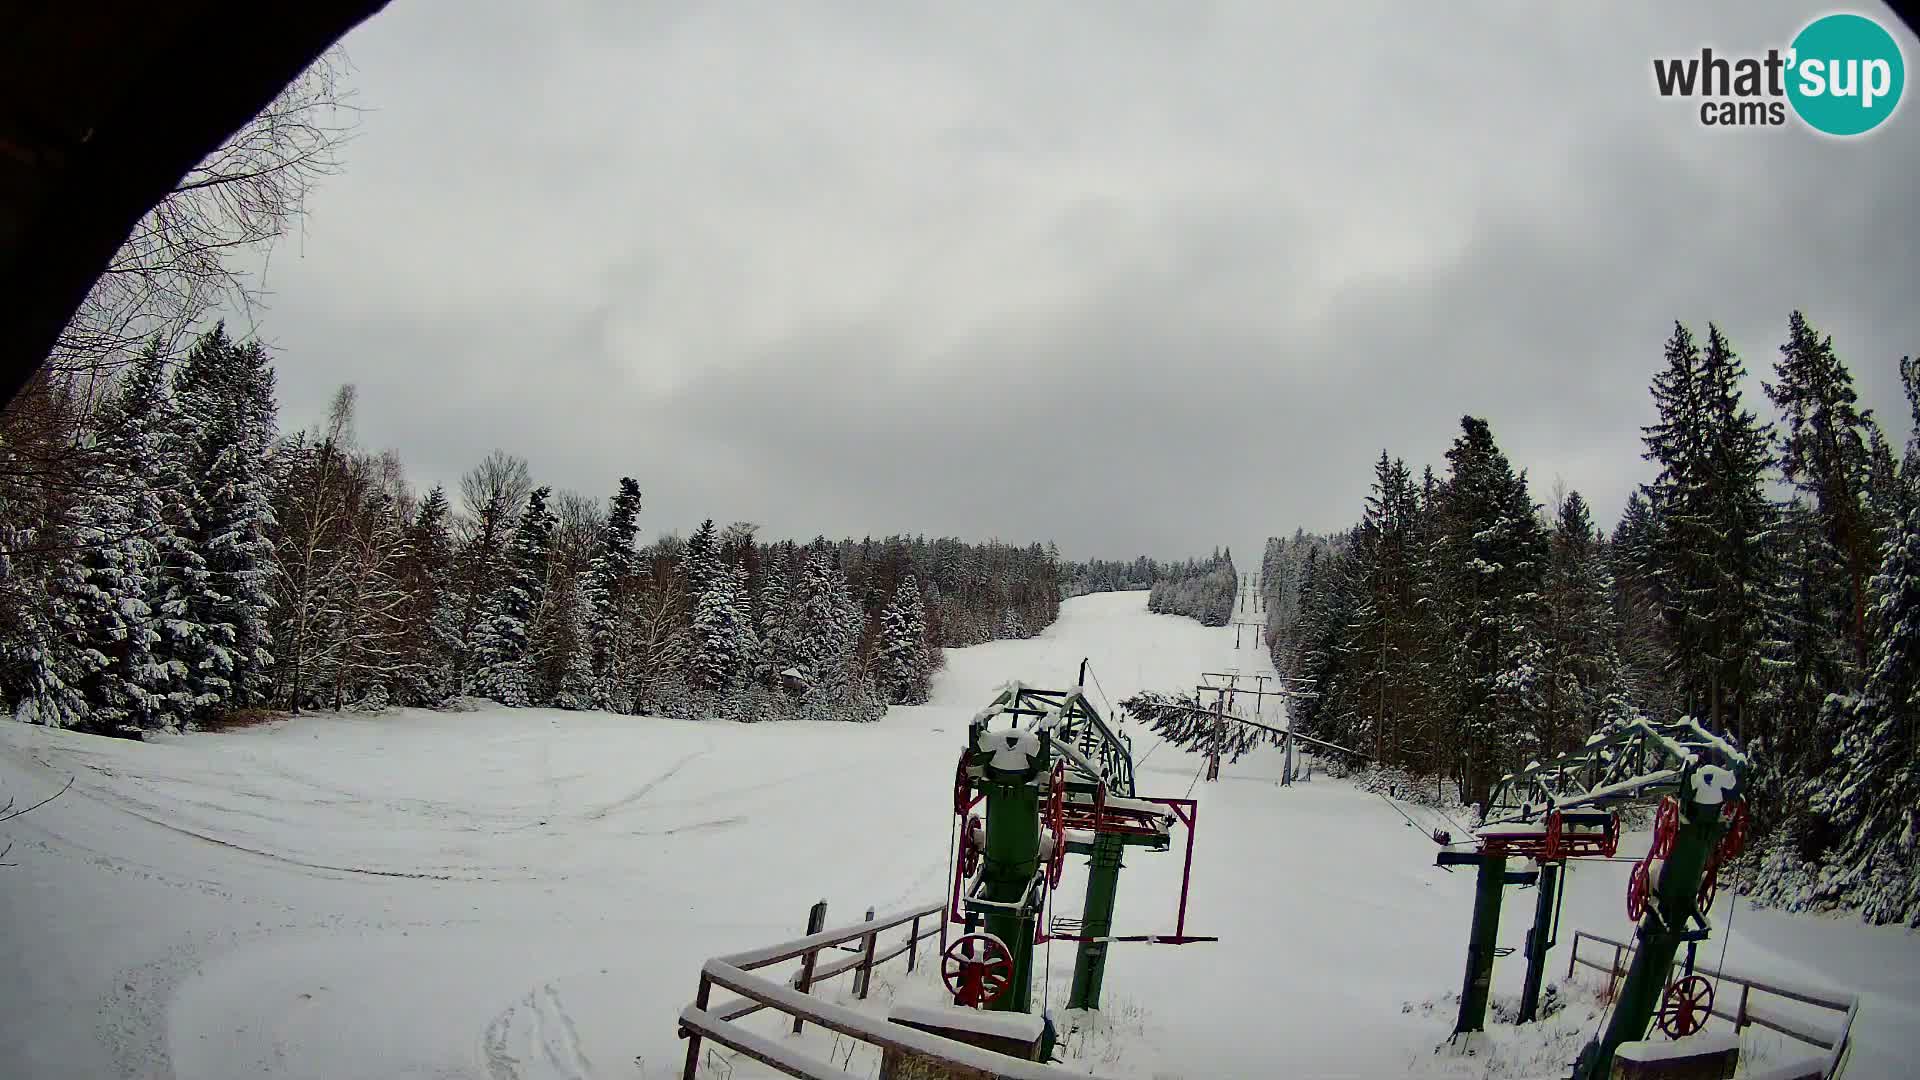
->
1433;718;1748;1080
941;667;1212;1038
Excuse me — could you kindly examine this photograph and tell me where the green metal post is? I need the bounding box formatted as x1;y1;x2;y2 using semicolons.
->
1575;788;1727;1080
979;744;1043;1014
1517;861;1559;1023
1452;848;1508;1036
1066;830;1125;1009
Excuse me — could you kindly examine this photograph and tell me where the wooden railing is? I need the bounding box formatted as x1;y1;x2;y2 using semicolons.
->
1567;929;1858;1079
678;899;1123;1080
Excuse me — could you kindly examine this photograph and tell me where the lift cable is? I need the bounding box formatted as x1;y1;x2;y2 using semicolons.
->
1082;661;1119;727
1432;802;1476;841
1376;790;1458;847
942;789;961;948
1711;884;1740;1019
1588;929;1631;1053
1042;881;1056;1018
1133;735;1169;769
1183;753;1210;799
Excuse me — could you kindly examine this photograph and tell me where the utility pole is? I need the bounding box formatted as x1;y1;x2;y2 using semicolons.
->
1199;673;1316;785
1201;672;1282;720
1195;684;1232;781
1197;674;1293;783
1208;693;1224;781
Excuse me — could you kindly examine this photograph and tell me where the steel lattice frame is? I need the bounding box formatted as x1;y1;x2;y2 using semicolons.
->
1483;717;1746;826
971;682;1138;799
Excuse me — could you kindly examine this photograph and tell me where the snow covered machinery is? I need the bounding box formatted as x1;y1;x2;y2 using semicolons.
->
945;664;1212;1031
1439;717;1747;1080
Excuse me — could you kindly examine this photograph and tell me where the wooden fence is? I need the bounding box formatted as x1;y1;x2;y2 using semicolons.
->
678;899;1123;1080
1567;929;1857;1079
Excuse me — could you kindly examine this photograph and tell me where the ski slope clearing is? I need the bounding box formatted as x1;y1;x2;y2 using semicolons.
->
1;592;1914;1078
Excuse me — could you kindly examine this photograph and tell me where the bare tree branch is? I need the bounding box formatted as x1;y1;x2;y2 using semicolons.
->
48;49;359;381
0;775;74;824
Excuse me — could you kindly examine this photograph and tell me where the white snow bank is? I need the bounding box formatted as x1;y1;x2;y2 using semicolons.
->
0;593;1912;1080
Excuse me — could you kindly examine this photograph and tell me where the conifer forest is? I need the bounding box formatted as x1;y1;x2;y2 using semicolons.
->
0;326;1068;733
3;313;1917;929
1261;314;1920;926
6;9;1920;1079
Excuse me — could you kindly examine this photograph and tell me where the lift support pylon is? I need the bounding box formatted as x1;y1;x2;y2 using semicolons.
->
1434;718;1747;1080
948;666;1212;1031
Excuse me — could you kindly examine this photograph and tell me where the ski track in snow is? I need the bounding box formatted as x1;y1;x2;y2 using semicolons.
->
583;747;710;821
484;983;593;1080
0;592;1915;1079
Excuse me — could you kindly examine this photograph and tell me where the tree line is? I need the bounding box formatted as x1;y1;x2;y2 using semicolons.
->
0;326;1071;734
1060;556;1158;597
1263;312;1920;925
1147;549;1237;626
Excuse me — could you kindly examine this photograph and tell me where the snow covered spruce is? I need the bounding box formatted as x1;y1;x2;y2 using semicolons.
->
1260;313;1920;927
0;325;1088;734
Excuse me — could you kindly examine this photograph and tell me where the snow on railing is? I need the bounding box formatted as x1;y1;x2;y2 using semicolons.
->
679;899;1116;1080
1566;929;1856;1079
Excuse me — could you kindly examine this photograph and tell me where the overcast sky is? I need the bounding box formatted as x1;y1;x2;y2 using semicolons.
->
238;2;1920;562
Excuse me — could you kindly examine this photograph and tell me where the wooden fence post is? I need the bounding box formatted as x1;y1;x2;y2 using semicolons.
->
907;914;922;973
682;972;711;1080
791;899;828;1035
1567;933;1578;980
857;907;880;999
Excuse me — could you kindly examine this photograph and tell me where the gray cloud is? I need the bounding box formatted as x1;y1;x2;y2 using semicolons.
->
242;1;1920;560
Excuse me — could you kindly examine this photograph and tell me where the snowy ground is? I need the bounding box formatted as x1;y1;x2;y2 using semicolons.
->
1;592;1914;1079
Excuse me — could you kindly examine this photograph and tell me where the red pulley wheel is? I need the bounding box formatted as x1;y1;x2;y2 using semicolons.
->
954;751;972;816
960;814;982;877
1651;796;1680;860
1657;975;1715;1038
1719;798;1749;860
1696;857;1719;912
1627;859;1652;922
1602;812;1621;858
941;932;1014;1007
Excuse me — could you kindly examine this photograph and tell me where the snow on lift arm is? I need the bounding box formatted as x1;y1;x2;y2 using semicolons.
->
1677;718;1748;767
1028;704;1066;733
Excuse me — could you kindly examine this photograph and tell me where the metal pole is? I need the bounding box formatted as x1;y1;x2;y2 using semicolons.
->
1453;849;1507;1036
1518;862;1559;1023
792;899;828;1035
1067;831;1125;1009
857;906;879;999
1574;788;1728;1079
979;740;1042;1014
1207;695;1223;782
682;974;711;1080
1173;801;1197;936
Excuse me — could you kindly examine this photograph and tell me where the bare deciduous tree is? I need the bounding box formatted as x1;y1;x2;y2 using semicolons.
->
52;51;358;385
453;451;533;691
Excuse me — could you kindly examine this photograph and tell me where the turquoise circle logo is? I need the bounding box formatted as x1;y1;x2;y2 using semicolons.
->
1787;13;1906;135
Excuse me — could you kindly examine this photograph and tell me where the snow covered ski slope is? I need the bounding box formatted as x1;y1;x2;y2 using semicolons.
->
1;592;1914;1078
